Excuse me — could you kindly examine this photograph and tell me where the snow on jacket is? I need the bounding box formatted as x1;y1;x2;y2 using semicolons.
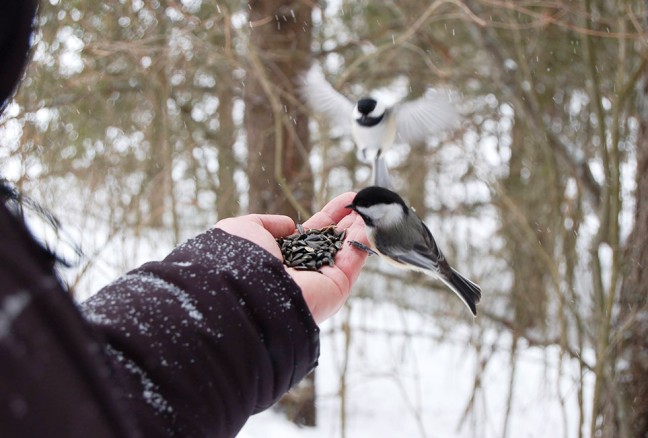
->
0;201;320;437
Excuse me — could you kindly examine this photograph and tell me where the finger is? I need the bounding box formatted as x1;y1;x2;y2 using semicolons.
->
252;214;296;237
326;214;369;284
216;215;292;260
335;208;367;237
216;214;295;237
305;215;369;319
303;192;356;229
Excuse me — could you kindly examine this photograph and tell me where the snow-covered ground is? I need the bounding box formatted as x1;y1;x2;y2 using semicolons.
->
240;295;591;438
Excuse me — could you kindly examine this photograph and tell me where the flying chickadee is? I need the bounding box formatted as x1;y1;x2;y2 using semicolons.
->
346;186;482;316
300;65;460;188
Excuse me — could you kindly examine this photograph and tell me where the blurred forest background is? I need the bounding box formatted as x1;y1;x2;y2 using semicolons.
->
1;0;647;437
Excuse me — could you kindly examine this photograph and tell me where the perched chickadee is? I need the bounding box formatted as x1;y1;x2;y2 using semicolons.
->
300;65;460;187
346;186;482;316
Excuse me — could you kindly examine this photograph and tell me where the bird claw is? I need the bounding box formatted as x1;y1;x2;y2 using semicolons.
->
348;240;378;256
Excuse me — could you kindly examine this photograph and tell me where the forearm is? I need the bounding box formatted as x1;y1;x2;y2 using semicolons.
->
81;228;319;437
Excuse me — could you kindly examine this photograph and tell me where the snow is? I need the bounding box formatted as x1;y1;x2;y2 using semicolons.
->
239;298;590;438
0;291;31;339
106;345;174;416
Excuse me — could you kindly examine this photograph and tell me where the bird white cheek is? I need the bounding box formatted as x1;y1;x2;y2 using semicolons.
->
370;101;387;117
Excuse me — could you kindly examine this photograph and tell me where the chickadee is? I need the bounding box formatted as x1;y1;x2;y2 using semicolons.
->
346;186;482;316
300;65;460;187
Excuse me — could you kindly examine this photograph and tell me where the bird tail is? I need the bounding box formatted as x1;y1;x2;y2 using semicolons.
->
442;269;482;317
372;152;395;190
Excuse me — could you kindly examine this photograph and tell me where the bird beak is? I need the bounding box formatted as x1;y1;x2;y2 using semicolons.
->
345;203;355;210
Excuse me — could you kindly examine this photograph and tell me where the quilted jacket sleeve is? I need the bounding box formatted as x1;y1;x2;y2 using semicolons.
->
81;228;320;437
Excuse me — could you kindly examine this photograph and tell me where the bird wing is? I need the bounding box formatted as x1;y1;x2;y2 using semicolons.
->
393;91;460;145
377;220;446;273
393;248;441;272
388;222;481;316
299;65;354;132
394;229;445;272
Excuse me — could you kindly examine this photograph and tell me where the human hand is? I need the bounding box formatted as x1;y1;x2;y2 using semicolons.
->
215;192;369;324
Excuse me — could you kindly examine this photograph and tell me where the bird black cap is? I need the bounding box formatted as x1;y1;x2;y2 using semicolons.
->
347;186;409;212
356;97;377;115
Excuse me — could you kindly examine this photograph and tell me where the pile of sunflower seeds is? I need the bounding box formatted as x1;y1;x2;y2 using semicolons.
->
276;224;346;271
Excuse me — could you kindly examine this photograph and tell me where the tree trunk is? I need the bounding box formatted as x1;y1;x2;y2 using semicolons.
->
617;66;648;438
244;0;313;217
216;76;239;219
500;113;550;332
244;0;316;426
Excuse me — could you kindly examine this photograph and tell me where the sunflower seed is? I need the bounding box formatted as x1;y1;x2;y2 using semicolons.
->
276;224;347;272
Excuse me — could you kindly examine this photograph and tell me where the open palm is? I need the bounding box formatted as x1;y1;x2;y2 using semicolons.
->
215;192;369;324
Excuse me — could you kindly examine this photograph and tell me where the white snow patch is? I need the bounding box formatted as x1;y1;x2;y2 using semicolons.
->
124;273;205;322
106;345;174;415
0;292;31;339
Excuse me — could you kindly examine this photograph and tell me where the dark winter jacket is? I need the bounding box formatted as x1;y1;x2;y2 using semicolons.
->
1;1;319;436
0;201;319;437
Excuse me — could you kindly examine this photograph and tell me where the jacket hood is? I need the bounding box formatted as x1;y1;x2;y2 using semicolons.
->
0;0;38;113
